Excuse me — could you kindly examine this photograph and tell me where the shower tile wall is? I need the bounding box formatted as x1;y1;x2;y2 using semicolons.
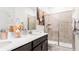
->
45;10;73;44
45;14;59;42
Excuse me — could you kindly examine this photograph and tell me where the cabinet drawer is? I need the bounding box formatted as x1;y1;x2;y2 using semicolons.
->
33;44;42;51
12;43;32;51
33;35;48;48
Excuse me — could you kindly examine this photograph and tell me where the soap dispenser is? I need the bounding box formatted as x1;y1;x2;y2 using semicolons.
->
8;26;14;39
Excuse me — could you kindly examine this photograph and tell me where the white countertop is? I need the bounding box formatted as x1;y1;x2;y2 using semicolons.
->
0;32;48;51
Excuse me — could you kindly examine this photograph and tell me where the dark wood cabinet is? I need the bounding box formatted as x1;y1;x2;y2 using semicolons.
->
12;34;48;51
33;44;42;51
42;39;48;51
12;42;32;51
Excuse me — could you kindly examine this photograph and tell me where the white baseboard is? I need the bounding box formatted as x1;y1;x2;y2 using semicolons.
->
48;40;72;48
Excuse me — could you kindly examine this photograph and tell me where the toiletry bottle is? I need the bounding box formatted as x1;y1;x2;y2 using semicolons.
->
8;26;14;39
15;29;21;38
1;29;7;40
20;22;25;34
21;22;24;30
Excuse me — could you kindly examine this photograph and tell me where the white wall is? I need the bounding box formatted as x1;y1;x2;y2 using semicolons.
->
72;8;79;30
72;8;79;50
0;7;36;30
0;7;15;30
72;8;79;19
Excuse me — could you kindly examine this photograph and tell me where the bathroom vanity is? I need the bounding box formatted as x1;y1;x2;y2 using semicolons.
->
0;33;48;51
12;34;48;51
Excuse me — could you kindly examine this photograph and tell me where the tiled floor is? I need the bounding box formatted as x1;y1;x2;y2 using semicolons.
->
48;44;72;51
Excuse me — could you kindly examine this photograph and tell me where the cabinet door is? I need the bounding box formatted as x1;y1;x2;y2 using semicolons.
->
33;35;47;48
33;44;42;51
42;40;48;51
12;43;32;51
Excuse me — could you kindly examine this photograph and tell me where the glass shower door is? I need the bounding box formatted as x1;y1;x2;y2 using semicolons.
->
45;10;73;48
59;22;73;48
45;14;59;45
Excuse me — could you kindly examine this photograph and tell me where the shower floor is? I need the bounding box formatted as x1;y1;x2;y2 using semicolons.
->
48;40;73;51
48;44;72;51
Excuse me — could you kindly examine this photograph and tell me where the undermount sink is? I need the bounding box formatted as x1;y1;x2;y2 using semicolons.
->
0;41;11;47
31;32;44;35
